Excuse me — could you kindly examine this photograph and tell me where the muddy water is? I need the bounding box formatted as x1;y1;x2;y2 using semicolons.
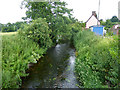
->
21;43;79;88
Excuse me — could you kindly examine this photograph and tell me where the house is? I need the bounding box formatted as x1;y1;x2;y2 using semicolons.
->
90;25;106;36
86;11;100;28
111;24;120;35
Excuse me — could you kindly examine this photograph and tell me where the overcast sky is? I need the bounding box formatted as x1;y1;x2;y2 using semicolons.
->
0;0;120;24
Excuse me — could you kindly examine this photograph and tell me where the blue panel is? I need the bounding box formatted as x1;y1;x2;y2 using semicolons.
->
93;27;103;36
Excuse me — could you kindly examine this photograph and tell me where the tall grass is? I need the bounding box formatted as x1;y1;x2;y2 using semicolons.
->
0;32;2;88
2;34;46;88
73;30;119;88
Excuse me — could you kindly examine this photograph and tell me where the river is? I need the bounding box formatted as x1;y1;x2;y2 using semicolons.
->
21;42;79;88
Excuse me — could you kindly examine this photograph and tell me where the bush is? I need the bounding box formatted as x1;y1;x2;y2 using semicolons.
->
2;18;54;88
2;34;46;88
18;18;52;49
71;22;82;33
73;30;119;88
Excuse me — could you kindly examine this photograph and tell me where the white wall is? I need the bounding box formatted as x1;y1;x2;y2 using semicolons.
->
86;16;100;28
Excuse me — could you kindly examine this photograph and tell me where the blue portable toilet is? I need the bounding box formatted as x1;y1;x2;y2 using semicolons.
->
90;25;105;36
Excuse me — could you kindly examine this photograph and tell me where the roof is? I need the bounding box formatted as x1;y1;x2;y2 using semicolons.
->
86;14;100;23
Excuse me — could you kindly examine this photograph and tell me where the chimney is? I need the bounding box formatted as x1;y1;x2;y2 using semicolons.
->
92;11;97;18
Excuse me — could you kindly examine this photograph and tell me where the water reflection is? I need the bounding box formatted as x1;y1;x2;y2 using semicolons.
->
21;43;79;88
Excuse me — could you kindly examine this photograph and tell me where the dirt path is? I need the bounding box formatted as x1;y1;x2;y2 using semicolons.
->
0;32;18;35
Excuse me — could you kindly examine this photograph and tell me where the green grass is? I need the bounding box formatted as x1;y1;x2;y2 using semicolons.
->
0;33;2;89
73;30;119;88
2;34;46;88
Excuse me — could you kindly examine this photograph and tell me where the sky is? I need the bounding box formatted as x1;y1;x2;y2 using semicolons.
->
0;0;120;24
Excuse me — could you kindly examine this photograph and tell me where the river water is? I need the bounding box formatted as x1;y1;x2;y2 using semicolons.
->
21;43;79;88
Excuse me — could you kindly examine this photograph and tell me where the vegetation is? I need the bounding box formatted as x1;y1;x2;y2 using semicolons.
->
73;30;119;88
100;17;120;36
100;16;120;35
2;34;47;88
0;32;1;89
18;18;52;49
1;22;25;32
21;0;74;44
2;0;74;88
2;16;56;88
110;16;119;22
2;0;119;89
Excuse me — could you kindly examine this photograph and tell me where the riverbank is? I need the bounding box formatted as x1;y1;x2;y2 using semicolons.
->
2;34;48;88
73;30;119;88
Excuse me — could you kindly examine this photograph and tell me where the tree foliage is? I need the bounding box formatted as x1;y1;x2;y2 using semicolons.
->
22;1;72;21
100;16;120;32
21;0;73;43
19;18;52;49
110;16;119;22
100;19;114;32
1;22;25;32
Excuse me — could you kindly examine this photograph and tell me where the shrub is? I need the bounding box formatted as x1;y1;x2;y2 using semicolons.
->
2;34;46;88
18;18;52;49
73;30;119;88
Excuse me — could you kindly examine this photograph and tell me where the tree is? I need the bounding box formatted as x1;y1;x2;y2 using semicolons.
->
99;19;114;32
21;1;72;23
19;18;52;48
0;23;3;31
53;16;73;41
111;16;119;22
1;23;14;32
21;0;73;43
100;19;106;26
13;22;25;31
1;22;25;32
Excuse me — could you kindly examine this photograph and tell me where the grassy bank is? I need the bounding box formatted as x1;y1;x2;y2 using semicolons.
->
2;34;47;88
2;18;53;88
73;30;119;88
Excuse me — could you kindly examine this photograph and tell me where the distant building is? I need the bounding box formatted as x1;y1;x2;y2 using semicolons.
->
86;11;100;28
118;1;120;20
111;24;120;35
112;24;119;29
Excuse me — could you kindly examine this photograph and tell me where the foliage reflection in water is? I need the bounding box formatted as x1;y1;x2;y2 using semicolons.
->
21;43;79;88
